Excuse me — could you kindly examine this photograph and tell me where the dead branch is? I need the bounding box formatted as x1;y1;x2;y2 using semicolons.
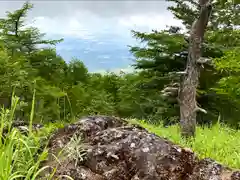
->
197;57;212;64
194;106;207;114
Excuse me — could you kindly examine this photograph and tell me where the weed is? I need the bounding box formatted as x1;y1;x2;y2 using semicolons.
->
61;133;87;167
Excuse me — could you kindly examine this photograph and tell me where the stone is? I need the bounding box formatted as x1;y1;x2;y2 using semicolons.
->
42;115;240;180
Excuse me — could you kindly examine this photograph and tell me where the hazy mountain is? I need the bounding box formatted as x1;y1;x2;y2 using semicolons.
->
56;36;135;72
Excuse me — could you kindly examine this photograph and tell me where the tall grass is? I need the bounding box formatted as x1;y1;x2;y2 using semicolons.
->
0;93;54;179
131;119;240;169
0;91;76;179
29;80;36;135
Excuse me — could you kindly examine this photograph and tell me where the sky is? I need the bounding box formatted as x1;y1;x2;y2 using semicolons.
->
0;0;183;73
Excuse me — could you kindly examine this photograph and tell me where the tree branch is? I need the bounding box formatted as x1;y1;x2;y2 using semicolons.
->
162;92;172;97
197;57;212;64
161;87;179;93
194;106;207;114
193;0;212;37
184;36;189;43
169;71;187;76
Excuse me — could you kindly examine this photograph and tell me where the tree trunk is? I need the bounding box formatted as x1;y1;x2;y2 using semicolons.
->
179;0;212;138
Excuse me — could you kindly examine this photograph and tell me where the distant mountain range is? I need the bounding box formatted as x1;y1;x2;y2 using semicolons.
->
55;36;136;72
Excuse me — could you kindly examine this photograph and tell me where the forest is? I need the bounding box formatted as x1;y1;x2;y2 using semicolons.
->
0;0;240;179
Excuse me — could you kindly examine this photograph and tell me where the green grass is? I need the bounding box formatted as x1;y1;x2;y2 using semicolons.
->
130;119;240;169
0;95;51;180
0;93;71;180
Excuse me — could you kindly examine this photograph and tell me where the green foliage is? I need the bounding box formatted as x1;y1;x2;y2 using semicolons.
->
0;2;66;123
214;48;240;73
0;2;62;56
209;48;240;126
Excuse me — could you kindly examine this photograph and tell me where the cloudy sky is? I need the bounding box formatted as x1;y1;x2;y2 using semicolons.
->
0;0;183;72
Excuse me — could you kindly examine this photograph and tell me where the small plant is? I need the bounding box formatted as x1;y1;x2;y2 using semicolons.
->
61;133;87;167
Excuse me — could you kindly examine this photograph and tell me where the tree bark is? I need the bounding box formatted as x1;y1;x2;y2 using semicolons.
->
179;0;212;138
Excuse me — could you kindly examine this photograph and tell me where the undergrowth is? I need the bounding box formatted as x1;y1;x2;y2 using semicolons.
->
0;94;72;180
0;95;51;179
130;119;240;169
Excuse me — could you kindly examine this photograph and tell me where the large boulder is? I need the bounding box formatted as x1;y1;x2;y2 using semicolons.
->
44;116;240;180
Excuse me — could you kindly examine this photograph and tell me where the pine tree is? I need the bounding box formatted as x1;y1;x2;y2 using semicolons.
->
0;2;66;121
0;2;63;57
130;0;240;129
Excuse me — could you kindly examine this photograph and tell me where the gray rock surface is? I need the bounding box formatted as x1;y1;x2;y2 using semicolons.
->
44;116;240;180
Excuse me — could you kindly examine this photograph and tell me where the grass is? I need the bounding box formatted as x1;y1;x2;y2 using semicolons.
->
0;94;72;179
130;119;240;169
0;95;51;180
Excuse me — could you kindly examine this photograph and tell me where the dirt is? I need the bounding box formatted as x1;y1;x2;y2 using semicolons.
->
42;115;240;180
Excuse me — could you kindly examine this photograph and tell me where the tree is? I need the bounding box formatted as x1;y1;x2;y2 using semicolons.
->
0;2;62;57
166;0;240;131
29;48;67;86
178;0;212;137
130;25;222;125
0;0;239;128
65;59;89;86
130;0;240;128
0;2;65;121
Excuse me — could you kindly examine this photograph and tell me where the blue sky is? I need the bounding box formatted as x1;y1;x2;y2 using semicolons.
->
0;0;183;73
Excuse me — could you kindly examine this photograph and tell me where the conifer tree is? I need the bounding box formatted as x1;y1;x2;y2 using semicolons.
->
130;0;240;135
0;2;62;57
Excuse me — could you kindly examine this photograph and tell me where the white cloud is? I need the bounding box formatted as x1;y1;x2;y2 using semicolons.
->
29;12;182;45
0;1;184;43
16;1;182;41
29;16;96;40
118;13;183;32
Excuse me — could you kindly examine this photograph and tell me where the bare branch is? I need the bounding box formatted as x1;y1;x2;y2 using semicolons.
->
172;83;180;87
176;97;181;105
193;0;212;37
194;107;207;114
162;92;172;97
169;71;187;76
184;36;189;43
197;57;212;64
161;87;179;93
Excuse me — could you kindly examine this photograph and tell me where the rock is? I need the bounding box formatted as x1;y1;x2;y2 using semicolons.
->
2;120;43;136
44;115;240;180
